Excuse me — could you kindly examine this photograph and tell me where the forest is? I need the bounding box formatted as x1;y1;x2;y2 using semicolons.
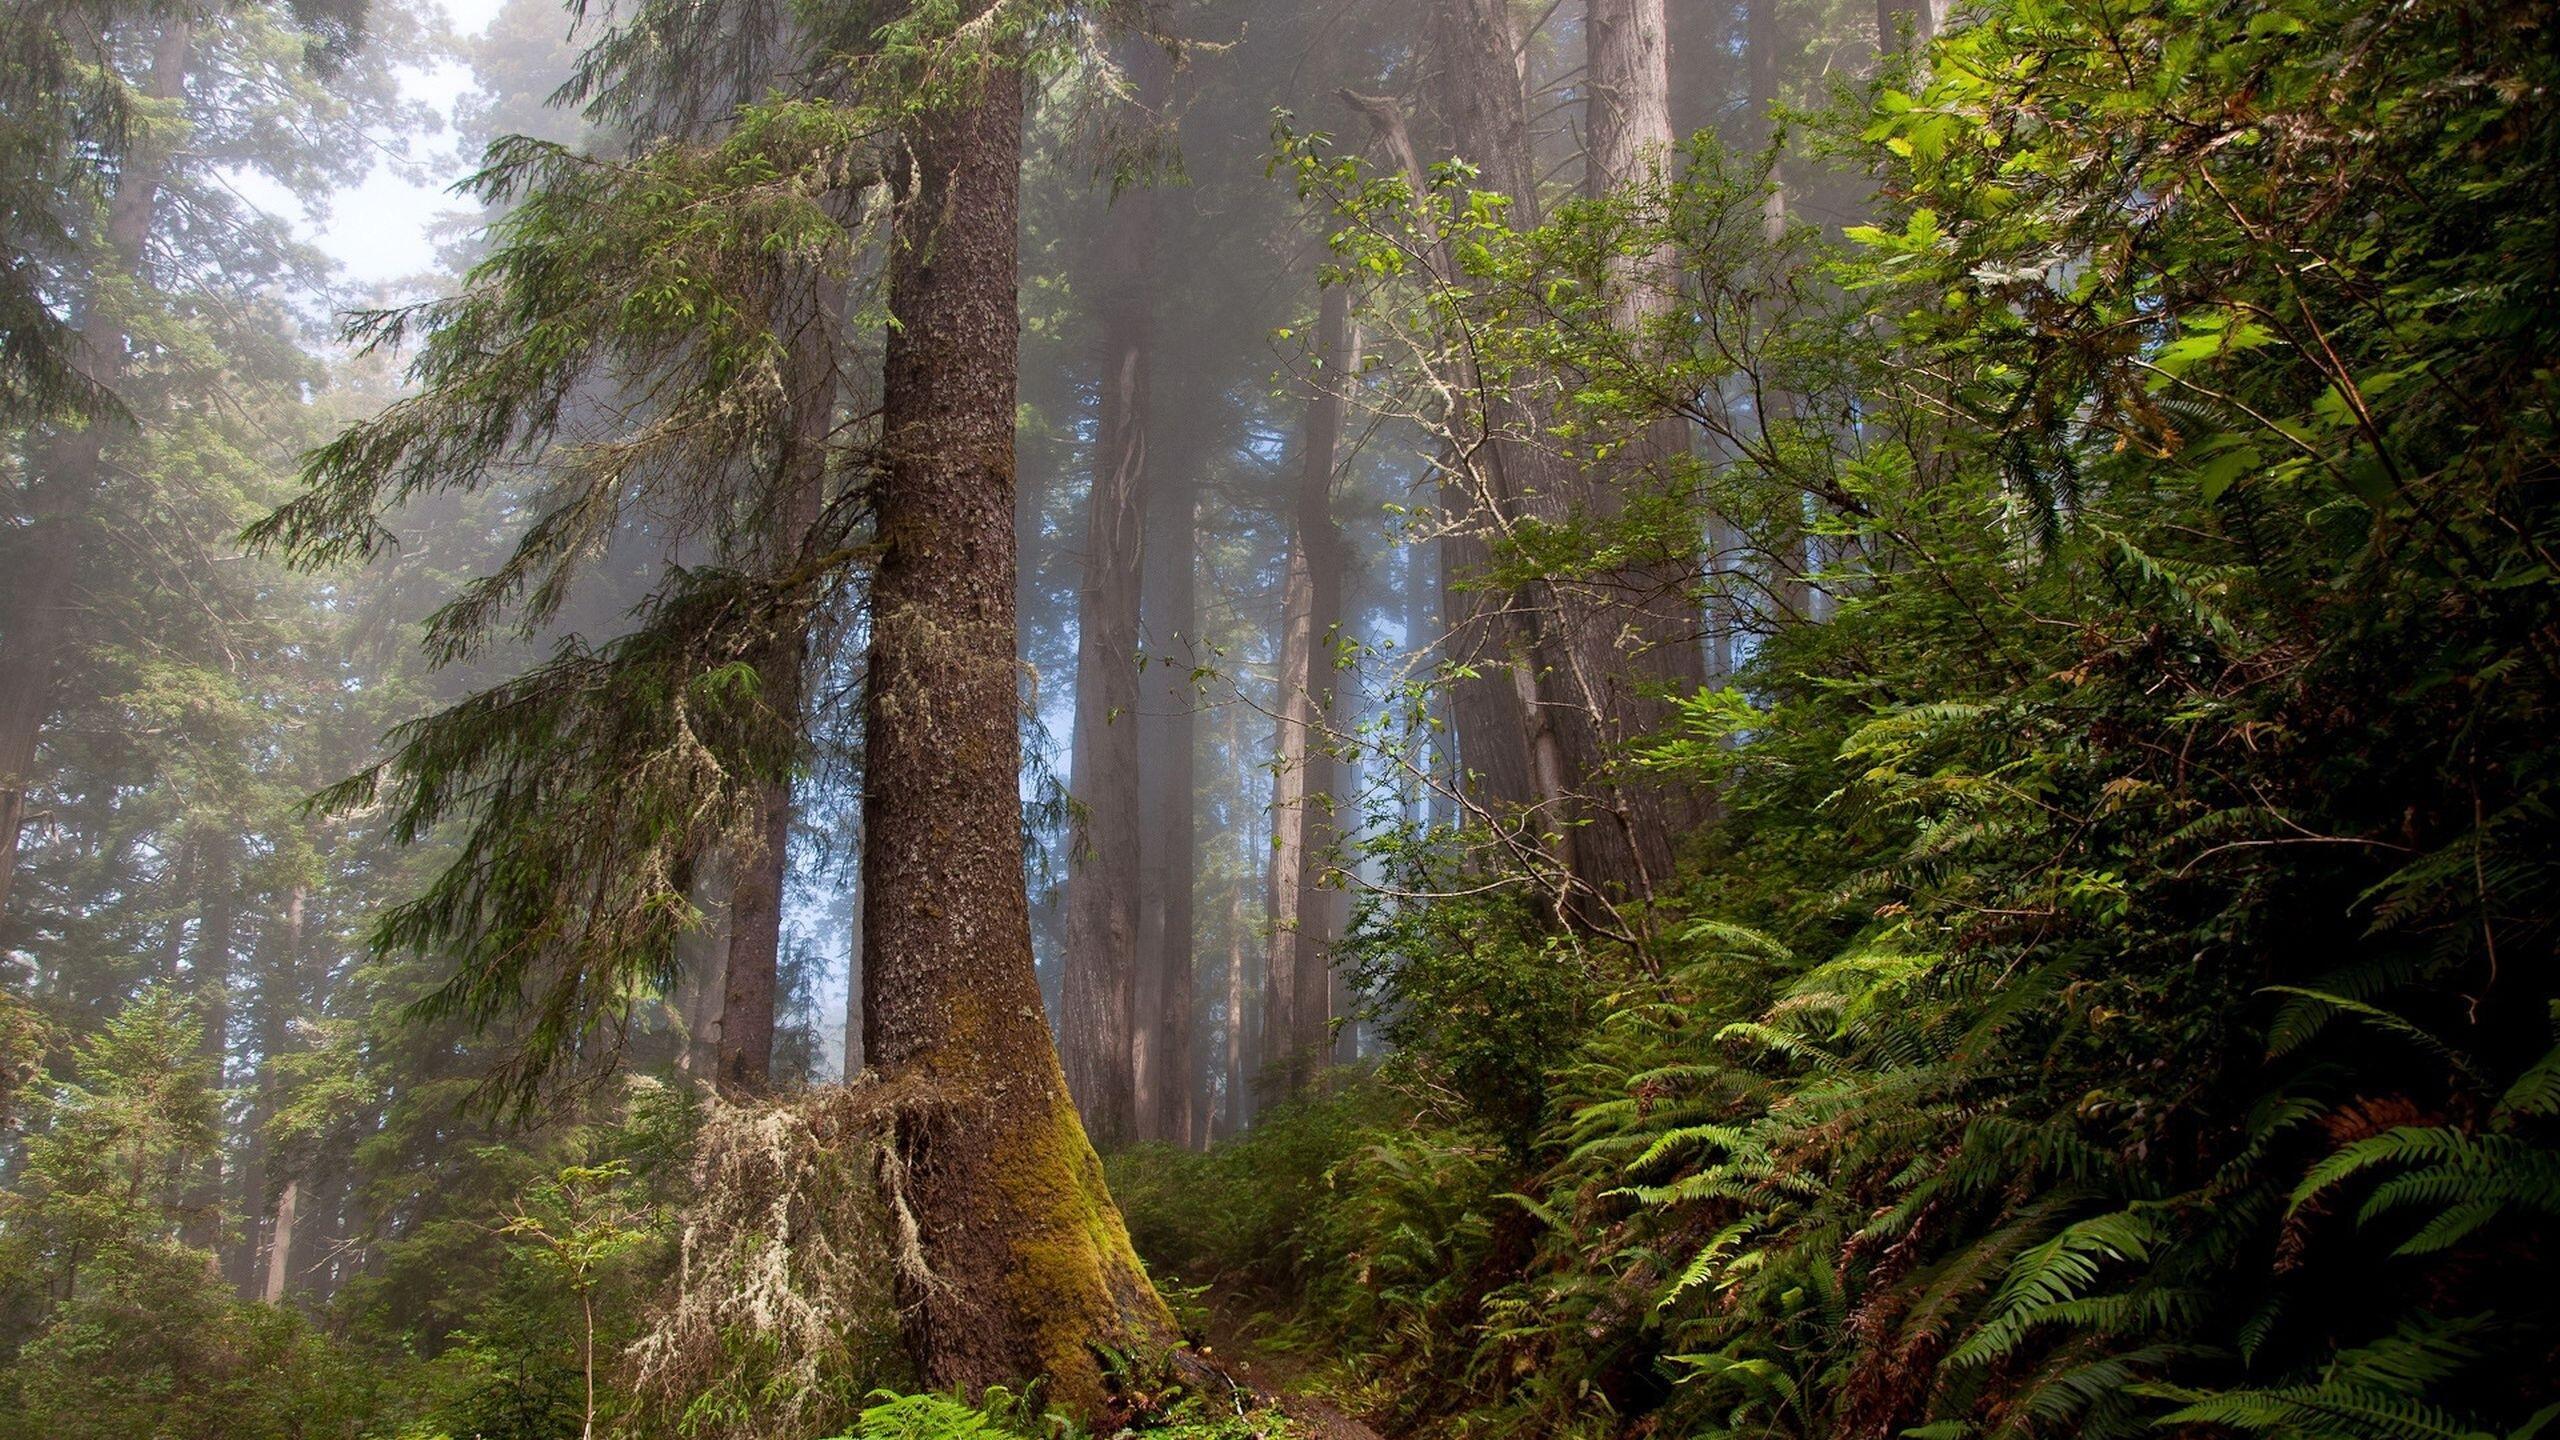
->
3;0;2556;1436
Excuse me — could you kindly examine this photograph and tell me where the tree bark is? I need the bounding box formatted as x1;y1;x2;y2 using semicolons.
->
842;829;864;1080
675;856;731;1079
1668;0;1738;141
0;20;190;922
1059;79;1161;1143
861;50;1173;1416
1327;710;1360;1068
1404;544;1457;831
717;786;788;1091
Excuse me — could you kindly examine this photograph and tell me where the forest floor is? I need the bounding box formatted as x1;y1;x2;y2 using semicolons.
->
1199;1292;1382;1440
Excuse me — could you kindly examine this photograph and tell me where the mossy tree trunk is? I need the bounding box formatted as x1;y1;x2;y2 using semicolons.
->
861;49;1175;1417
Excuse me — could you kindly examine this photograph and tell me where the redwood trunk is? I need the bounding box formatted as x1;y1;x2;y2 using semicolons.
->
1748;0;1810;622
1343;83;1546;826
862;51;1172;1415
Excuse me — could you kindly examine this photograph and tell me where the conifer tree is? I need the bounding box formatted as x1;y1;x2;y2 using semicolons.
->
860;15;1177;1405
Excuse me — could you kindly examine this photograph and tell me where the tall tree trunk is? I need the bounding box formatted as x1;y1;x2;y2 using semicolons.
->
1396;12;1563;833
1220;857;1251;1139
1059;74;1161;1143
1668;0;1739;140
717;271;839;1094
0;20;189;921
1134;447;1195;1146
1327;714;1360;1068
1585;0;1714;868
862;51;1172;1415
157;842;193;980
675;857;731;1079
260;1179;300;1304
1263;283;1353;1104
717;791;787;1090
1750;0;1784;220
1337;90;1546;836
1747;0;1811;623
182;835;237;1252
235;883;305;1295
1401;543;1431;834
1428;0;1688;917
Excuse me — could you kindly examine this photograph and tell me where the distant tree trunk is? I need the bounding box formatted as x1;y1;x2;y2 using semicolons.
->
862;52;1173;1416
1747;0;1811;623
1401;546;1433;831
182;835;237;1251
1749;0;1789;241
1220;863;1252;1139
675;856;731;1078
1417;7;1679;914
1586;0;1714;864
260;1179;300;1304
0;20;190;922
1059;80;1160;1143
717;269;839;1094
1337;90;1544;831
157;842;193;980
1134;452;1196;1146
309;1168;354;1296
1263;282;1353;1103
1668;0;1738;140
1327;717;1361;1068
1402;10;1562;836
718;793;787;1091
235;883;305;1294
1588;0;1676;200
